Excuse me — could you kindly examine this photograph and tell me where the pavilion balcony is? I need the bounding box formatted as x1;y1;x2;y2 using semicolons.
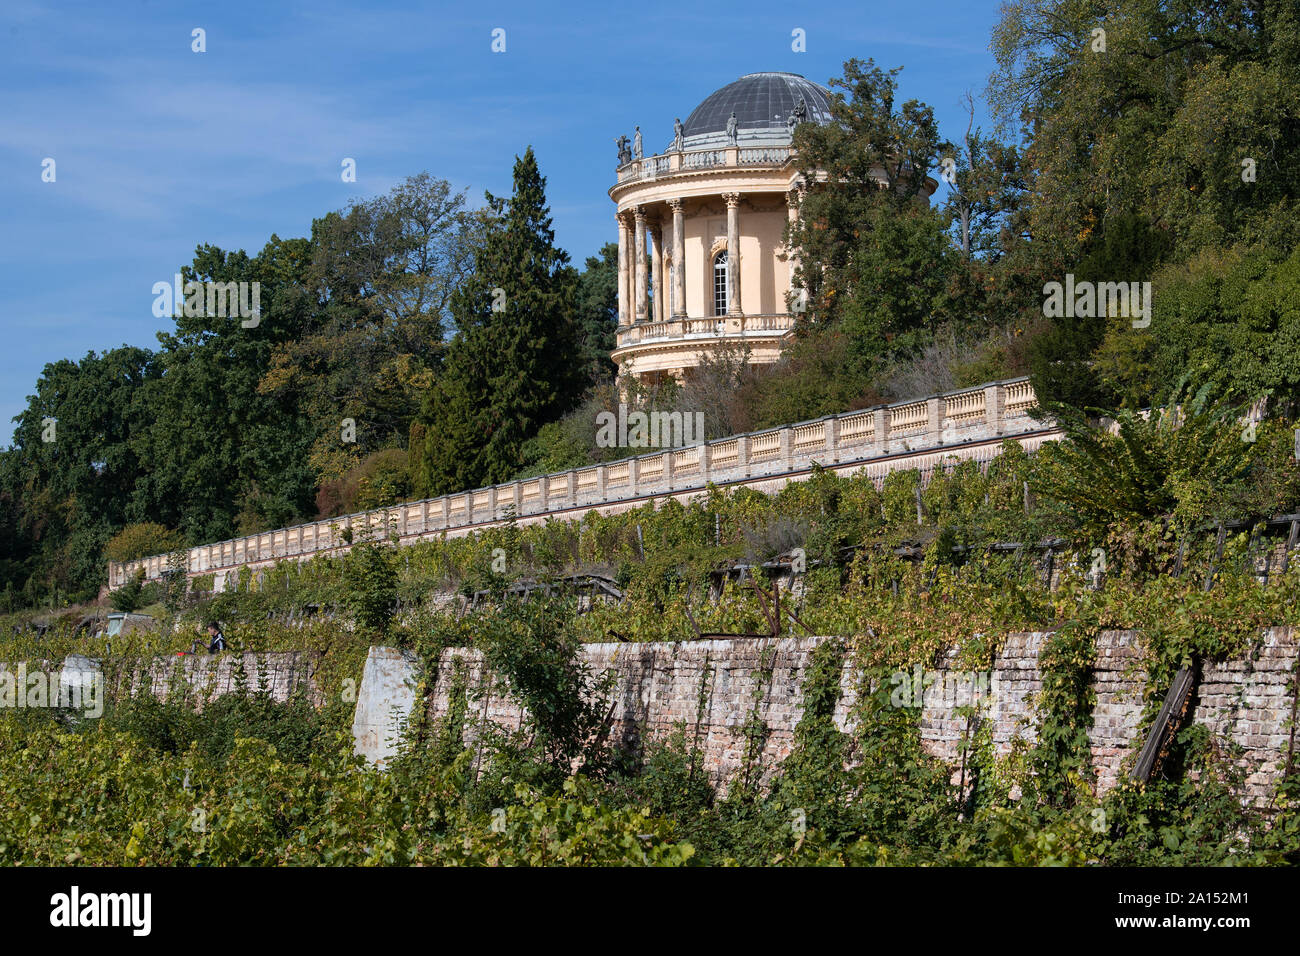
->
614;312;797;349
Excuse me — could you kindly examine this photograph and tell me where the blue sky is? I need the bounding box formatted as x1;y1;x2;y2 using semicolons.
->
0;0;1008;446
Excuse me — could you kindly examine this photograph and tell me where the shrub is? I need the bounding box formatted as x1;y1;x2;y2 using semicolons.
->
104;523;184;564
109;569;147;612
341;542;398;632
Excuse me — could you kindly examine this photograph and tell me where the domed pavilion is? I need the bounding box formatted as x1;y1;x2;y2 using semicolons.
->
608;72;832;386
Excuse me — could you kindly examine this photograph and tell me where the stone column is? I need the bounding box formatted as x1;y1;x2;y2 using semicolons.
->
650;220;664;324
669;198;686;317
634;207;648;322
723;193;741;315
985;384;1006;436
926;398;943;440
786;188;802;313
616;211;630;327
873;408;890;455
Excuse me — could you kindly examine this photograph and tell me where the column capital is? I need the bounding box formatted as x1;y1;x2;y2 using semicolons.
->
667;197;684;213
722;192;741;208
633;205;647;222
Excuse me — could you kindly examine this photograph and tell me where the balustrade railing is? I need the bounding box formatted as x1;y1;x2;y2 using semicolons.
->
738;147;791;165
109;378;1046;587
890;401;928;434
616;313;796;348
616;145;794;182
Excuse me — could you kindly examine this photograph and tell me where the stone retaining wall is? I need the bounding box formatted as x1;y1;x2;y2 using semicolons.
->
352;628;1299;803
1;651;321;711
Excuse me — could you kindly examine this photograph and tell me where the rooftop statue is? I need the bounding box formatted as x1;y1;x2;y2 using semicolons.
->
673;117;684;152
787;96;807;134
616;135;632;166
633;126;643;159
725;111;738;144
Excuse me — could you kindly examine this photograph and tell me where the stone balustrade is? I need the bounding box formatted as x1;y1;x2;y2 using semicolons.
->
615;312;796;348
108;377;1054;590
616;145;792;183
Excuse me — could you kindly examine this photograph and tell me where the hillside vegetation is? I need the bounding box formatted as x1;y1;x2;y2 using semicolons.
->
3;405;1299;866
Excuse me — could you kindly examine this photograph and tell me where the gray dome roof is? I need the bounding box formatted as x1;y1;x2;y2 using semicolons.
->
678;72;833;149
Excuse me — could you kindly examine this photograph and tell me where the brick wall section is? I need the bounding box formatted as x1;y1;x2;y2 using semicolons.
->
114;651;322;707
1195;627;1299;801
1088;630;1149;793
1074;628;1300;803
1;651;322;721
428;637;854;789
407;628;1298;801
907;633;1049;768
0;651;325;709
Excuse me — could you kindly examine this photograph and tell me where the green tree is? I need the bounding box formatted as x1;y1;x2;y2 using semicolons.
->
130;239;317;543
574;242;619;388
939;94;1038;335
789;59;955;380
414;148;582;496
990;0;1300;266
1027;213;1170;409
104;522;184;564
2;346;159;601
944;94;1028;264
1095;243;1300;410
341;541;398;632
258;174;488;486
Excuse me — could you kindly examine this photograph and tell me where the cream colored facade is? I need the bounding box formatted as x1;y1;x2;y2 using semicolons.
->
608;72;831;386
610;149;804;384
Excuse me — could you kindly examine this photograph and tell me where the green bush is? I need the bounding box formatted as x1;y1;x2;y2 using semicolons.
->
104;523;184;565
341;542;398;632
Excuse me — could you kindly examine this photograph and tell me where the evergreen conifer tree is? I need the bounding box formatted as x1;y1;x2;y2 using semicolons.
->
415;148;581;496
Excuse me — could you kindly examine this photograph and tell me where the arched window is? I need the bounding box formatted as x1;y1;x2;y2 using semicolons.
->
712;251;729;316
